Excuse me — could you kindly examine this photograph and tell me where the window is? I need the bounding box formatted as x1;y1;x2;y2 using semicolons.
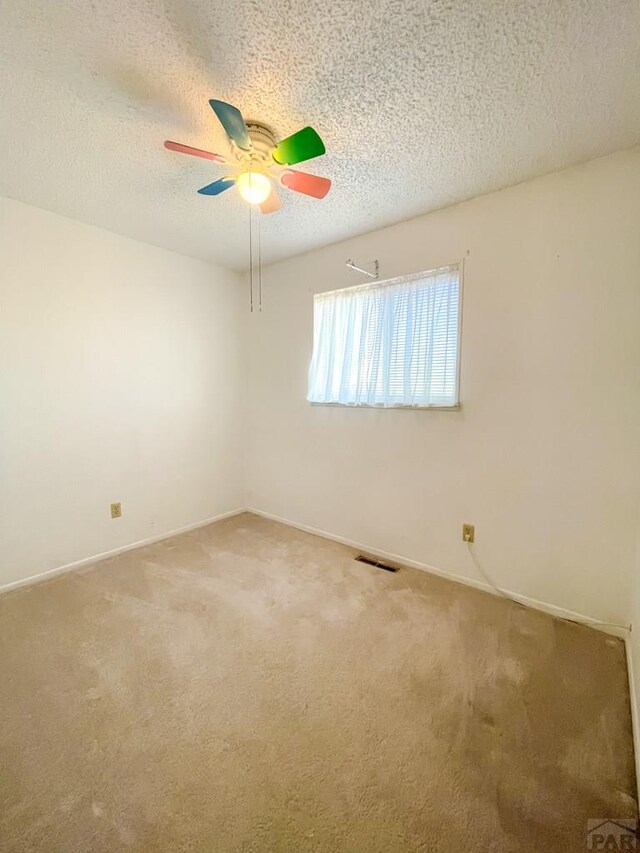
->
307;265;461;408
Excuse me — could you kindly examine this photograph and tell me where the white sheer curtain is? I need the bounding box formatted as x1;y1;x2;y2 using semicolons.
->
307;266;460;408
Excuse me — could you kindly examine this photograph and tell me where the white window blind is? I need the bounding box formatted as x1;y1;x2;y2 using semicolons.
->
307;265;461;408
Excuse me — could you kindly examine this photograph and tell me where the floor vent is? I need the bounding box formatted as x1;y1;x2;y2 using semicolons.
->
355;555;399;573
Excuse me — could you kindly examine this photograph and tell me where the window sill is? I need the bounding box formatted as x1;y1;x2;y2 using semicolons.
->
308;402;461;411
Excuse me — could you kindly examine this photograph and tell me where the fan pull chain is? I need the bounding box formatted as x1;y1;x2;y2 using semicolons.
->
258;212;262;312
247;206;262;312
249;205;254;312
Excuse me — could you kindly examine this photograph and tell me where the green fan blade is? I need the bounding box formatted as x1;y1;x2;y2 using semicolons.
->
272;127;325;166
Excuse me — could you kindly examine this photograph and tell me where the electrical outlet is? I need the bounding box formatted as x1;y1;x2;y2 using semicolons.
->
462;524;474;543
110;502;122;519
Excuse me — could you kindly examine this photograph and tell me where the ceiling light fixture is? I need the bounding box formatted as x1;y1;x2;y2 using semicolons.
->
164;100;331;214
164;98;332;311
237;171;271;205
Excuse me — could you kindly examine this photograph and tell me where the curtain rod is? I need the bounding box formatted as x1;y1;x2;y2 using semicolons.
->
318;262;460;299
346;259;379;279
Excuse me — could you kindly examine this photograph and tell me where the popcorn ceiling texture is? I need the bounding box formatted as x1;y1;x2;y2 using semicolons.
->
0;514;636;851
0;0;638;270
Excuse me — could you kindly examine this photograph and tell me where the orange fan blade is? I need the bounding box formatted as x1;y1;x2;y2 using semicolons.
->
281;170;331;199
260;188;282;214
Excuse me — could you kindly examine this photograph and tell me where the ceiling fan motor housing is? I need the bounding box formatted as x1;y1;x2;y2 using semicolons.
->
244;122;278;164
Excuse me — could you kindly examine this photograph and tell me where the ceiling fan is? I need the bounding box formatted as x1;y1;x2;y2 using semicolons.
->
164;99;331;214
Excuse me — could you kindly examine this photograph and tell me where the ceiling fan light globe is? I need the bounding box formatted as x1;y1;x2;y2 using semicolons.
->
237;172;271;205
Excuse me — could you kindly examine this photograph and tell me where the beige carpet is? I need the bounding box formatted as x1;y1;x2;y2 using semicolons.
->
0;513;636;852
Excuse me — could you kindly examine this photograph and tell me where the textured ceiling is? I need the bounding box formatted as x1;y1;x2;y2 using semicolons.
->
0;0;639;271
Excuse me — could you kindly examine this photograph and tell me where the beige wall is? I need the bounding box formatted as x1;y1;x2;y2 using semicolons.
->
2;149;639;646
0;197;244;587
245;147;640;626
630;521;640;789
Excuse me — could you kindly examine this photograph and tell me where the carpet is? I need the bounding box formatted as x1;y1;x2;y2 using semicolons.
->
0;512;636;851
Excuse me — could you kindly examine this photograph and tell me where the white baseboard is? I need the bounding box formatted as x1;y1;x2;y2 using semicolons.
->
0;508;246;596
2;502;631;644
625;637;640;802
246;507;631;640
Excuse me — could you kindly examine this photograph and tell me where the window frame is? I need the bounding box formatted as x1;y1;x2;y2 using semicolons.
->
308;261;464;411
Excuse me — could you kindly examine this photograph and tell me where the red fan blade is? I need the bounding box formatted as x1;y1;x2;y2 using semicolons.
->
164;140;226;164
280;170;331;199
260;188;282;215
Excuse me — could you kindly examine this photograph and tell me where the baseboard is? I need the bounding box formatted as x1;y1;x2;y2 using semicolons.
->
625;637;640;802
3;502;630;643
246;507;630;640
0;508;246;596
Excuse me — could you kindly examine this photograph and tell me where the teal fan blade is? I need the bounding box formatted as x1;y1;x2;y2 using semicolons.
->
209;99;251;151
197;178;236;196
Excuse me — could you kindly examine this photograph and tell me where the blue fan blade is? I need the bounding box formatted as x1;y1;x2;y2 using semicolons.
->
197;178;236;196
209;99;251;151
